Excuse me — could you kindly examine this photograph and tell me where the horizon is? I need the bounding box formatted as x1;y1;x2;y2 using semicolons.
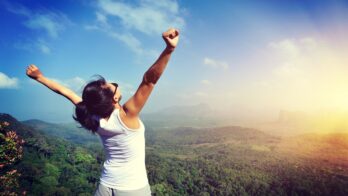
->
1;0;348;125
3;105;348;137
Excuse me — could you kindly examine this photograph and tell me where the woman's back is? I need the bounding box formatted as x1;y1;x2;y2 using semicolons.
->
94;108;148;190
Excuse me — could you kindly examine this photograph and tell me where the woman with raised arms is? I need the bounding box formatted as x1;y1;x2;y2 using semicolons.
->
26;28;180;196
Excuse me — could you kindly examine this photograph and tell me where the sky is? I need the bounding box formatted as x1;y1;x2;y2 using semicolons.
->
1;0;348;123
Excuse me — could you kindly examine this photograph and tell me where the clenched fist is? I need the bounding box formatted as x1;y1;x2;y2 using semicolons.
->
26;64;43;80
162;28;180;50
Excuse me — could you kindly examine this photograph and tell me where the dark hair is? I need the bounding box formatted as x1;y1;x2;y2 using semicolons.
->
73;75;115;133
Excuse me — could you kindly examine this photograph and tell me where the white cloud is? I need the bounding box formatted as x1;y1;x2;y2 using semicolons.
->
268;37;321;59
4;2;71;54
268;39;299;57
5;3;71;38
38;44;51;54
108;79;135;95
96;12;107;25
98;0;184;35
0;72;19;89
201;80;212;85
175;91;209;100
13;39;51;55
247;36;348;111
109;32;143;55
86;0;185;56
203;57;229;70
267;37;323;79
65;77;87;92
119;85;134;95
37;40;51;54
24;14;68;38
272;62;302;78
3;1;30;16
299;37;317;49
194;91;208;97
86;22;159;57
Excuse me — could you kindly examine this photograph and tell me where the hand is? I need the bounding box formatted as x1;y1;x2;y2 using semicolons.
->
26;64;43;80
162;28;180;50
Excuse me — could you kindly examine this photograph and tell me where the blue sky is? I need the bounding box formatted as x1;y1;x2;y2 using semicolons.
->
1;0;348;123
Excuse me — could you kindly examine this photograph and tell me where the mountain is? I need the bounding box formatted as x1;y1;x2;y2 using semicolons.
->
0;113;52;155
250;110;348;137
277;110;309;123
21;119;100;146
142;103;241;128
1;112;348;195
0;113;104;195
146;125;280;146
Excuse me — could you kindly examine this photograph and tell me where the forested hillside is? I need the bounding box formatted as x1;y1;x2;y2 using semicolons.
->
1;113;347;195
1;114;103;195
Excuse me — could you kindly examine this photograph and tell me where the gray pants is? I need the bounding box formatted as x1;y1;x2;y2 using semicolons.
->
94;183;151;196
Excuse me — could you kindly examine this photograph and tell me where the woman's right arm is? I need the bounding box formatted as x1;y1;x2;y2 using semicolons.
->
122;28;180;117
26;64;82;105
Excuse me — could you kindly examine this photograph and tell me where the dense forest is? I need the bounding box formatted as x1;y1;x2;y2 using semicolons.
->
1;113;347;195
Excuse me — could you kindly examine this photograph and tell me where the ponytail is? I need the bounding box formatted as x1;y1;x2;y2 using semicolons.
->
72;75;115;134
73;101;99;134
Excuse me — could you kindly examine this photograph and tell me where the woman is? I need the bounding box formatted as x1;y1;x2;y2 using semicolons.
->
26;28;180;196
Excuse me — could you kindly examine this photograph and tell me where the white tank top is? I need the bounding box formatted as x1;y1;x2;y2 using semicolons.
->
94;108;149;190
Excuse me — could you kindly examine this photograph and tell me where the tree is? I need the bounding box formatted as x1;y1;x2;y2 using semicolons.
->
0;121;25;195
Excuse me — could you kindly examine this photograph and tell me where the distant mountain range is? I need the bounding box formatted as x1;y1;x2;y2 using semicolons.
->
17;102;348;137
0;113;52;155
0;113;104;195
1;112;348;195
21;119;99;145
250;110;348;136
141;103;249;128
141;104;348;137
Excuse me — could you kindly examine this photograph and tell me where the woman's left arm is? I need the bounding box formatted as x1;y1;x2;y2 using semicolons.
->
26;64;82;105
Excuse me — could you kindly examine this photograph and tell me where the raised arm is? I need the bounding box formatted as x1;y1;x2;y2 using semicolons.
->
26;64;82;105
122;28;180;117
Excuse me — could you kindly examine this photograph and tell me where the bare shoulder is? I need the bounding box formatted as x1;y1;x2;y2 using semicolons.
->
118;107;141;130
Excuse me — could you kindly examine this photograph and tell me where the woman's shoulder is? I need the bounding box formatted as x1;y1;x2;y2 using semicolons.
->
118;107;143;131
